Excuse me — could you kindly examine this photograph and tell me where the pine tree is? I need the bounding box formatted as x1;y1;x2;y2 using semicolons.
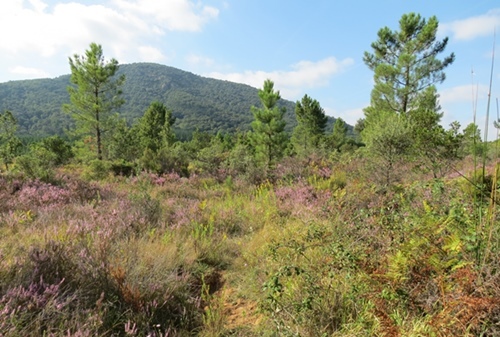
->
409;86;454;177
137;101;176;153
291;94;327;156
462;122;485;157
131;101;176;172
107;118;140;163
250;80;287;170
361;13;455;182
363;13;454;118
64;43;125;161
362;111;413;185
330;118;348;152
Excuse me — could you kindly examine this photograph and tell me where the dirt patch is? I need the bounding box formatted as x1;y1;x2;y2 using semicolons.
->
220;287;262;331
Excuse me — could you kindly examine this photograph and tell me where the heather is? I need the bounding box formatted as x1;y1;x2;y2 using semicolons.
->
0;151;499;336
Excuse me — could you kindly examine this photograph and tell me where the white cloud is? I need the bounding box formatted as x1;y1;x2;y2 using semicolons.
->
439;84;489;105
441;9;500;41
111;0;219;32
0;0;219;82
28;0;48;13
9;66;50;78
138;46;166;62
0;2;133;57
207;57;354;100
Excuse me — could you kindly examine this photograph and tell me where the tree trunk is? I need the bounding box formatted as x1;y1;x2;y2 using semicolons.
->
96;109;102;161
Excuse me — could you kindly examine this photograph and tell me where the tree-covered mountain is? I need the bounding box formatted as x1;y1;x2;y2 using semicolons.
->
0;62;338;138
0;76;72;138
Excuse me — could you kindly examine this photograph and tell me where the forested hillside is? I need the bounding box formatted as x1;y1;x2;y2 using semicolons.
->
0;76;71;137
0;63;309;138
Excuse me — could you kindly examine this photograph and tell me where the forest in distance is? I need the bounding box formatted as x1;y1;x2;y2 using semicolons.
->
1;12;500;337
0;62;315;139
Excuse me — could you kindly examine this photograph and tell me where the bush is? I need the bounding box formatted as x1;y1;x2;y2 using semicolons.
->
110;160;136;176
40;135;74;165
15;146;57;183
260;222;377;335
82;159;112;180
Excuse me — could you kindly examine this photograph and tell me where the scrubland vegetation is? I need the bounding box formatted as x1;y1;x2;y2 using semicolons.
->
1;12;500;337
1;152;500;336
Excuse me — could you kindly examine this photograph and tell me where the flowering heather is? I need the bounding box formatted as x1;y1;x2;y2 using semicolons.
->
0;277;77;335
5;177;102;212
0;277;66;313
164;197;201;229
129;171;181;186
274;179;332;218
63;199;141;239
1;146;499;336
309;163;333;179
13;182;73;209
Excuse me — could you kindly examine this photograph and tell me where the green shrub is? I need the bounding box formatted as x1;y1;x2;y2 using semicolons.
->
15;146;57;183
40;135;74;165
82;159;111;180
260;222;377;335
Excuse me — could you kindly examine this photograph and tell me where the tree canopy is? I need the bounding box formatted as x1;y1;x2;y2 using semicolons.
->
137;101;176;153
291;94;327;156
363;13;455;117
330;117;349;152
64;43;125;160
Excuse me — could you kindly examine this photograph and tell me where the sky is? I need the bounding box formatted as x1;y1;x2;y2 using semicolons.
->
1;0;500;138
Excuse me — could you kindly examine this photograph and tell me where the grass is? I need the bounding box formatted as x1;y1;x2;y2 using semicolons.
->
1;153;500;336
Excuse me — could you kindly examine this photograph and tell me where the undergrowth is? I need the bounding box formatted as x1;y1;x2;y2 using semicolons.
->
1;156;499;336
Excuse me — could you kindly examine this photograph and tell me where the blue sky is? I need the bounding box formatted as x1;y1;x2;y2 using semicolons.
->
1;0;500;138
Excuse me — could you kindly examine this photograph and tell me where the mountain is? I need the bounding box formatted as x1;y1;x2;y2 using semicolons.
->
0;62;336;138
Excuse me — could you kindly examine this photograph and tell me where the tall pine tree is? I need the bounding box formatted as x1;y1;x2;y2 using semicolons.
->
64;43;125;161
250;80;287;170
291;94;327;156
363;13;454;119
361;13;455;182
